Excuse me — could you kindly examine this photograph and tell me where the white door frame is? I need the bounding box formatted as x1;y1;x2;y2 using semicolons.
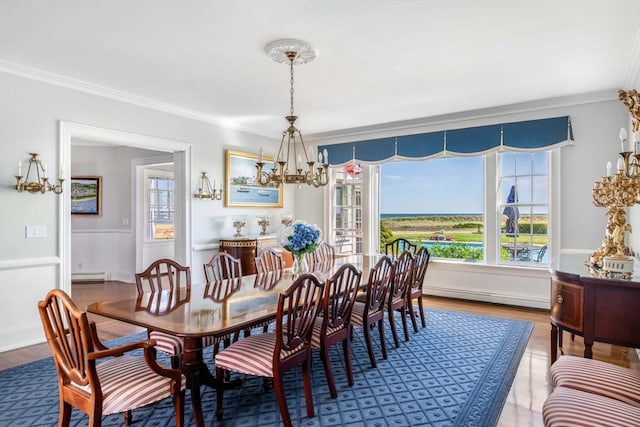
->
58;121;192;293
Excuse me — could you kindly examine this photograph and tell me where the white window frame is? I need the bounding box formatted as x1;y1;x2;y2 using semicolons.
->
326;149;560;267
144;168;175;242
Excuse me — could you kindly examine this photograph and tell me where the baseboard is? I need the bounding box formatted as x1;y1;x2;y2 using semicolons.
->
71;271;109;282
425;286;549;309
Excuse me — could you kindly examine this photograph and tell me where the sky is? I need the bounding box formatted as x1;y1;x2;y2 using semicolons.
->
380;157;484;214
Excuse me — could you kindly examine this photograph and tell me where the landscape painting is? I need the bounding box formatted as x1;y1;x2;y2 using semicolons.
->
225;150;283;208
71;176;102;216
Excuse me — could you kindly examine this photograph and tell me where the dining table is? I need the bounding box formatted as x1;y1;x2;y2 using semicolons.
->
86;254;380;427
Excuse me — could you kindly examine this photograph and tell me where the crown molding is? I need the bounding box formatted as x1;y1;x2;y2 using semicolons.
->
0;59;268;137
306;90;618;143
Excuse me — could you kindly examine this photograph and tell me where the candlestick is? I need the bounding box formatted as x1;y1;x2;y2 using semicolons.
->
617;158;624;171
323;148;328;164
258;147;263;163
607;161;612;177
17;161;22;177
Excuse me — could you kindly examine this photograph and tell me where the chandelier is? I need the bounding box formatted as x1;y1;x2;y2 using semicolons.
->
256;39;329;187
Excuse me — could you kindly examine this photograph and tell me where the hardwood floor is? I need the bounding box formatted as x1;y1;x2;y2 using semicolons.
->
2;281;638;426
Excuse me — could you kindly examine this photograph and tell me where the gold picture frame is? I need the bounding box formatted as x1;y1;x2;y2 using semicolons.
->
225;150;283;208
71;175;103;216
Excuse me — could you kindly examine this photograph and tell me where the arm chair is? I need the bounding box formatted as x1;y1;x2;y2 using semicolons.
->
387;250;415;348
351;255;393;368
384;238;417;257
311;263;362;398
136;259;220;369
38;289;185;427
204;252;243;281
255;247;284;274
407;246;431;331
214;273;325;427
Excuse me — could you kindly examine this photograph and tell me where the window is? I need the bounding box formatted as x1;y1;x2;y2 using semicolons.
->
331;163;363;254
380;157;484;260
145;171;174;241
498;152;549;265
328;151;551;266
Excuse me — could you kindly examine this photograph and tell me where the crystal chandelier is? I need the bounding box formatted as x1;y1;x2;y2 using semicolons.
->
256;39;329;187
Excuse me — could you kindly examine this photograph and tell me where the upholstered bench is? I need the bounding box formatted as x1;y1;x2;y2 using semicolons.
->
543;355;640;426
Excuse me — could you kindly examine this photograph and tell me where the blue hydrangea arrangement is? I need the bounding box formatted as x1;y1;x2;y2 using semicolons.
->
277;220;322;256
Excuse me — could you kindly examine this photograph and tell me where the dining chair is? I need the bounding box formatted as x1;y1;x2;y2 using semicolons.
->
255;247;284;274
136;259;220;369
387;250;416;348
407;246;431;331
214;273;325;427
351;255;393;368
204;252;243;281
307;241;336;271
311;263;362;398
38;288;185;427
384;238;417;257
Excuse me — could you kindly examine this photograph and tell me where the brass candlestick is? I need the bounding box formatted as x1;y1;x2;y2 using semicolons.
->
231;215;247;237
256;216;270;235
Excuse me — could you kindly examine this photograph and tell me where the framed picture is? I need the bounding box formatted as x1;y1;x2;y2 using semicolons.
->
71;176;102;216
225;150;283;208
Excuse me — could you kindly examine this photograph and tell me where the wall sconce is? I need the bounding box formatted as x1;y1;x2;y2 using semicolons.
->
194;172;222;200
15;153;64;194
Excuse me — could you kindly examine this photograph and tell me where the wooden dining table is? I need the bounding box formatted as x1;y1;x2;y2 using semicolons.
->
87;254;379;427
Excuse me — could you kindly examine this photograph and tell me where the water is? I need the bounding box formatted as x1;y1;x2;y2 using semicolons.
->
422;241;483;249
229;186;279;204
381;213;482;219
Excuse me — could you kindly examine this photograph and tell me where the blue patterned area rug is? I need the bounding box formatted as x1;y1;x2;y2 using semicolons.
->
0;308;532;426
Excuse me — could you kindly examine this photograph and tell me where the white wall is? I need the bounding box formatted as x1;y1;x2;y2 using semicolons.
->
0;71;284;351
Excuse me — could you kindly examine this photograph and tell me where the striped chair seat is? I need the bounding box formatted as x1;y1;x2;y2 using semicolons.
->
215;332;304;378
350;301;366;326
550;355;640;407
77;355;186;415
310;316;345;349
543;386;640;427
150;331;223;356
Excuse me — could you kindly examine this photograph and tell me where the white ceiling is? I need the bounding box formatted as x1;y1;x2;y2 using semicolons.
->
2;1;640;140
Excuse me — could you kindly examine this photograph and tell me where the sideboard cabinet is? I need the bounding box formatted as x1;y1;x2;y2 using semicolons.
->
550;254;640;362
219;235;278;276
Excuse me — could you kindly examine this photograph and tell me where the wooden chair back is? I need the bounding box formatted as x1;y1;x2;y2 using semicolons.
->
322;263;362;331
276;273;324;357
384;238;417;257
204;252;242;282
411;246;431;292
255;247;284;274
389;250;415;302
364;255;394;314
135;258;191;295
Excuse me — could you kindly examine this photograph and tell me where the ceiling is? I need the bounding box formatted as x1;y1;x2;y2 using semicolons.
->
2;1;640;141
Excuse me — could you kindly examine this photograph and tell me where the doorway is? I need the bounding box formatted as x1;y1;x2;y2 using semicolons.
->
59;121;191;294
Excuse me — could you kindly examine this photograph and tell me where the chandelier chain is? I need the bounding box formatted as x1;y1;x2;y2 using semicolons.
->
289;57;295;116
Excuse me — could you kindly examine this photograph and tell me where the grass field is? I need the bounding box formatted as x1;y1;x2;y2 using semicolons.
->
381;214;548;245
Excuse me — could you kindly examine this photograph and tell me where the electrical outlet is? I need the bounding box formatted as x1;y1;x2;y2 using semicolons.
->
26;225;47;239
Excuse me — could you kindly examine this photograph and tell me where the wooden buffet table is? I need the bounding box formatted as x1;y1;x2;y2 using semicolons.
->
549;254;640;363
219;235;279;275
87;255;378;427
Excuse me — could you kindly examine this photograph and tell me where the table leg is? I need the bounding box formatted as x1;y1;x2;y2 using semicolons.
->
584;341;593;359
550;324;558;363
182;337;209;427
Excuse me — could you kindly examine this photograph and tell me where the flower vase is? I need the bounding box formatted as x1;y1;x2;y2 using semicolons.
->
292;253;308;278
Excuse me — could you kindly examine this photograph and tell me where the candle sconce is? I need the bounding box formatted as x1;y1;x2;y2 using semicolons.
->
280;213;293;226
194;172;222;200
231;215;247;237
15;153;64;194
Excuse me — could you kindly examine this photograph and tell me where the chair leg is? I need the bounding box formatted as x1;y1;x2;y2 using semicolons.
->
273;371;293;427
301;357;315;419
342;335;354;387
362;322;377;368
407;297;419;333
123;410;132;425
400;306;410;342
59;400;72;427
173;387;185;427
388;308;400;348
377;318;388;360
170;354;180;369
320;344;337;398
215;366;225;421
418;296;426;328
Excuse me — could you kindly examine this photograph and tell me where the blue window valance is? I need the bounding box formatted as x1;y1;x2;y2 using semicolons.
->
318;116;573;165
